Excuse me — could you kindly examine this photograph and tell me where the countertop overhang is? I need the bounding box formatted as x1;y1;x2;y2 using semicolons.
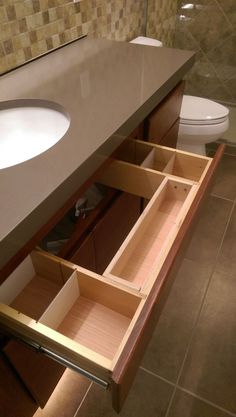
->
0;36;195;273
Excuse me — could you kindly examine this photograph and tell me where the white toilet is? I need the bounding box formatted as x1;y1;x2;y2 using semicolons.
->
178;95;229;155
130;37;229;155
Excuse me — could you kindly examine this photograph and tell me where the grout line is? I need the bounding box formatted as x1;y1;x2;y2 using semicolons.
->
73;382;93;417
224;152;236;157
144;0;148;36
164;200;236;417
210;193;234;202
140;366;236;416
214;0;235;31
177;387;236;417
140;366;175;387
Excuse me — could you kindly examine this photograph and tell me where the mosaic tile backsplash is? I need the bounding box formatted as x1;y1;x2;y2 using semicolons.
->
146;0;178;47
0;0;146;74
174;0;236;105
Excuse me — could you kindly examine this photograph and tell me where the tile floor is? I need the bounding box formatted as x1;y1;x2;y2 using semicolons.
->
222;107;236;145
36;144;236;417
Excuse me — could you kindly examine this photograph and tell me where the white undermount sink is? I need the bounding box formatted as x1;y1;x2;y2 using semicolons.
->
0;99;70;169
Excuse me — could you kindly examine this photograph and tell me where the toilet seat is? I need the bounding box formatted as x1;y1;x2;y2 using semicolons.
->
180;95;229;126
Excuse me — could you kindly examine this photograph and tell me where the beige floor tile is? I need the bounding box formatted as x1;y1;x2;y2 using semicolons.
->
211;154;236;200
185;196;232;265
142;259;212;382
216;203;236;276
179;269;236;414
169;389;232;417
75;369;173;417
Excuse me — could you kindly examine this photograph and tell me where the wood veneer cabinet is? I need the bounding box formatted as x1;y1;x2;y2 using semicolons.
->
0;142;224;412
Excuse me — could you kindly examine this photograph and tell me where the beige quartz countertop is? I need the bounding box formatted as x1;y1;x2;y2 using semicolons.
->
0;36;195;272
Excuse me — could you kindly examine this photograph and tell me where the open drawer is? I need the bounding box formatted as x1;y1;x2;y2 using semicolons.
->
0;143;224;412
0;250;144;401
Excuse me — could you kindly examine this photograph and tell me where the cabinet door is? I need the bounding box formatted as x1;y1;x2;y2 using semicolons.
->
129;122;144;140
93;193;141;274
70;232;96;272
146;81;184;146
158;119;180;149
0;352;38;417
4;340;65;407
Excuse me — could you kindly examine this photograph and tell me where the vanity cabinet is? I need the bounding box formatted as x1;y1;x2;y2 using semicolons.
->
0;141;224;412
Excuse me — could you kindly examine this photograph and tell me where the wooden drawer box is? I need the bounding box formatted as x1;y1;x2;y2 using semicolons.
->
0;143;224;412
0;251;144;402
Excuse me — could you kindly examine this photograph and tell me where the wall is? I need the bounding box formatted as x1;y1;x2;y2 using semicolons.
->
146;0;178;47
0;0;146;74
174;0;236;105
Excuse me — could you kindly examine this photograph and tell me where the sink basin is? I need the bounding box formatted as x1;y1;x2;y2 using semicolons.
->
0;99;70;169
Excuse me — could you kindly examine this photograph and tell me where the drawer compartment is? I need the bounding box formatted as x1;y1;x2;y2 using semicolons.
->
145;81;184;145
116;139;210;182
0;251;73;320
40;270;142;361
104;177;195;294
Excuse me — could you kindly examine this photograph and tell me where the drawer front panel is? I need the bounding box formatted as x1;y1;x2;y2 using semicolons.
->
158;119;180;149
145;81;184;143
93;192;141;275
70;232;96;272
4;340;65;407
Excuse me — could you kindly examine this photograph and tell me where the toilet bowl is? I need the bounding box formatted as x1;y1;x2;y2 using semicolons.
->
130;37;229;155
178;95;229;155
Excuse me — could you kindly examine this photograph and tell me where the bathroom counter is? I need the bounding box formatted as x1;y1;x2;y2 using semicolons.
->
0;36;195;273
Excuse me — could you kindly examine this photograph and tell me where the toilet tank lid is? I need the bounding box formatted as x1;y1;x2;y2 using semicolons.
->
181;95;229;122
130;36;163;47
